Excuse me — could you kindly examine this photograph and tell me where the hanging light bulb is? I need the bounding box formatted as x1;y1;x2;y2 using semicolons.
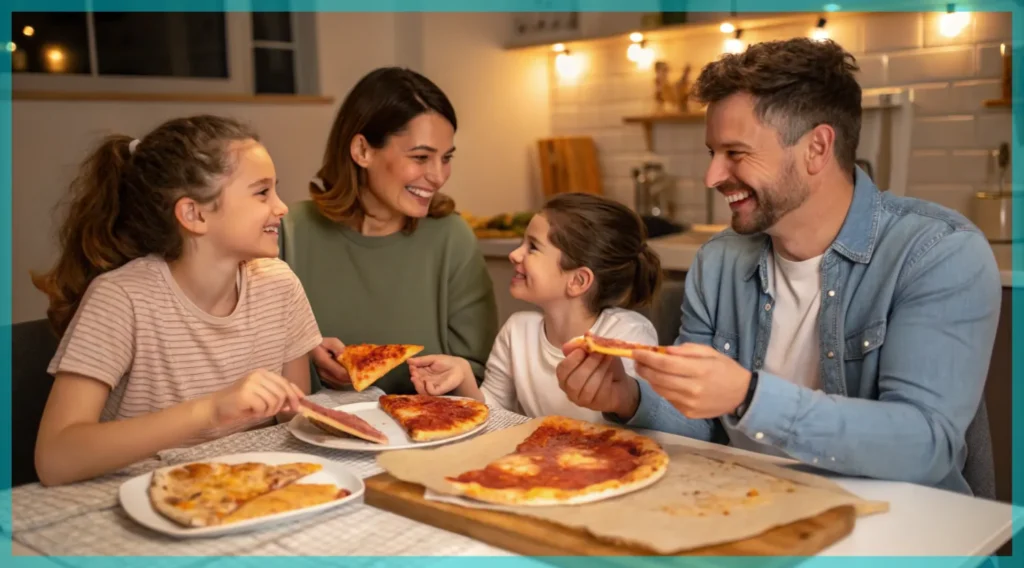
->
724;29;744;54
555;48;582;81
811;17;830;41
720;22;735;34
939;4;971;38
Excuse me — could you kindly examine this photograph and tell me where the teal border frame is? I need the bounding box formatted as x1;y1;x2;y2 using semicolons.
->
1;1;1021;567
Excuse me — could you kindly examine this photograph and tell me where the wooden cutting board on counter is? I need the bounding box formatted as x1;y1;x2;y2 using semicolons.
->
364;472;855;560
537;136;603;197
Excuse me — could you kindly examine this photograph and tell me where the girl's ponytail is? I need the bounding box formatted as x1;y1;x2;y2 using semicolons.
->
628;243;663;310
31;135;139;336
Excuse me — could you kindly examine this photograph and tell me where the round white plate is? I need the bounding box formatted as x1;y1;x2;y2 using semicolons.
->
287;399;488;452
119;451;364;538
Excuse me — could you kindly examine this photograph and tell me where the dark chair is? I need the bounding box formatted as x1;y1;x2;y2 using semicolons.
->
642;273;997;498
11;318;59;487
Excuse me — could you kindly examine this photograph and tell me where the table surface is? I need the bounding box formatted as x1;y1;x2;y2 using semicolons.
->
5;387;1022;559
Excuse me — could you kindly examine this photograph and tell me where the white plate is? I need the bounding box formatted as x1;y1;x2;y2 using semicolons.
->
119;451;364;538
287;399;487;452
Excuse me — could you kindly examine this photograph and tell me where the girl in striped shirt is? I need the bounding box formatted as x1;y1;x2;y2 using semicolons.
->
32;115;323;486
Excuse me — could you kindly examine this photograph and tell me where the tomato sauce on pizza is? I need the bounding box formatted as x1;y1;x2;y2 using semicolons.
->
379;394;489;442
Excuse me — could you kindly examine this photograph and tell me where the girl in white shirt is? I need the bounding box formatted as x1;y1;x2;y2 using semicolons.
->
408;192;662;423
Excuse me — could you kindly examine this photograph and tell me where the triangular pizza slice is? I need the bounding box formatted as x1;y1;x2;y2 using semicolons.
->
337;343;425;392
297;398;389;444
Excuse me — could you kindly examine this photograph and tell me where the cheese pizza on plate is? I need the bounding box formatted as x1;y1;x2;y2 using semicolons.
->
148;461;349;527
378;394;489;442
338;344;424;391
445;416;668;506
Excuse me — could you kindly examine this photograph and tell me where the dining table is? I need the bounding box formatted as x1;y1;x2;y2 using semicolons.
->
4;386;1022;564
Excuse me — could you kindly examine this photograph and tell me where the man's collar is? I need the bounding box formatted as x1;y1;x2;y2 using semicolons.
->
742;166;881;284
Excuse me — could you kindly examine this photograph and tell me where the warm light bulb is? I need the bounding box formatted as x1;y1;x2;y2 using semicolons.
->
636;47;655;70
812;28;830;41
552;43;565;53
47;48;64;62
629;32;643;43
720;22;735;34
724;38;744;54
627;42;643;62
5;42;15;52
22;25;34;37
939;11;971;38
555;52;582;81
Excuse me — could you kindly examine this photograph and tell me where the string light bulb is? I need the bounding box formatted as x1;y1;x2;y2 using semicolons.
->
724;29;744;54
626;32;655;70
811;17;829;41
554;44;582;81
939;4;971;38
720;22;735;34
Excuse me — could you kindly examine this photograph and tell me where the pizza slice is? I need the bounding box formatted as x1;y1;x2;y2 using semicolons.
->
149;461;322;527
444;416;668;506
578;331;669;359
378;394;489;442
220;484;351;525
297;398;389;445
338;343;425;391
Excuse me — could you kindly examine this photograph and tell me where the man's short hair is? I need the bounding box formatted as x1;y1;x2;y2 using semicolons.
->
692;37;862;175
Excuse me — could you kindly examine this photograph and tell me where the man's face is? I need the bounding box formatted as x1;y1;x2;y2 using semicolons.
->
703;92;810;235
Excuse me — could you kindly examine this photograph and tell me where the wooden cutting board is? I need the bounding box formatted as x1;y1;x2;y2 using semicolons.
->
537;136;603;197
364;472;855;560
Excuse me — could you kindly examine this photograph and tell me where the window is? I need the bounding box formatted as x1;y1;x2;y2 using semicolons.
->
10;10;319;97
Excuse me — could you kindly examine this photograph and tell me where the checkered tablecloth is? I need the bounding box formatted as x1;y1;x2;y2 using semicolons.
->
5;387;532;557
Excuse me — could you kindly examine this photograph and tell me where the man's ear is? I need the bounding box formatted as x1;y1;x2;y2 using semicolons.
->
174;197;208;236
805;123;836;176
350;134;374;169
566;266;595;300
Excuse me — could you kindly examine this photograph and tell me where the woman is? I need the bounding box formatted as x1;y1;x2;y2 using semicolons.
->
280;67;499;395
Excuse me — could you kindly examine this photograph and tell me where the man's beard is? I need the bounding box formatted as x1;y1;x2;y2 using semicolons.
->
728;160;809;235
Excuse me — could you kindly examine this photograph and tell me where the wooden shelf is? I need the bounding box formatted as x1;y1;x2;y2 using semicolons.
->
983;99;1011;108
11;90;335;105
623;111;706;151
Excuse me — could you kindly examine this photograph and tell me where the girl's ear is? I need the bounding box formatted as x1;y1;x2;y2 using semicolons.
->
174;196;209;236
350;134;373;168
566;266;595;299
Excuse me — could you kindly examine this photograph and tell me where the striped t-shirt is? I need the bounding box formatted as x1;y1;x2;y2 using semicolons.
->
47;255;323;444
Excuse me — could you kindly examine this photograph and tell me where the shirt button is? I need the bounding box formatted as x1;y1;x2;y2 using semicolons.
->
828;290;836;297
723;342;730;351
827;351;835;358
765;303;772;311
754;432;764;440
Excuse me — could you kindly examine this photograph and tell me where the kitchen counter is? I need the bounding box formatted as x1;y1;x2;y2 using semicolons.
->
477;233;1021;288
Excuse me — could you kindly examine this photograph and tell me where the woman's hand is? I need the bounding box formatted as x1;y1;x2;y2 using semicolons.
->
312;337;352;389
407;355;473;396
206;369;305;428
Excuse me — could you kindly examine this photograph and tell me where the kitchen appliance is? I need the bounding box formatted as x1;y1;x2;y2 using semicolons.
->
632;161;687;237
972;142;1014;243
536;136;603;197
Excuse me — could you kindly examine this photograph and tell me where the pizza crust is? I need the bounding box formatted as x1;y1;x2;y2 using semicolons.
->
581;331;668;359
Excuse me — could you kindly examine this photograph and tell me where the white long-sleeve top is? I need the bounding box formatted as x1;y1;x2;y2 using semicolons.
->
480;308;660;424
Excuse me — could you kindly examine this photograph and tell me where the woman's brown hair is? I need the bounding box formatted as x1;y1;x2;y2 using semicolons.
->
31;115;259;337
542;193;663;313
311;67;457;233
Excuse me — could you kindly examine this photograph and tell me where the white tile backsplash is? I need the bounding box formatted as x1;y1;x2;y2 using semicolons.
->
546;11;1011;222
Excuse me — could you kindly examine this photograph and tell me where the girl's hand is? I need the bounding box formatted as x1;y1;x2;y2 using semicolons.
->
407;355;471;396
312;338;352;389
207;370;305;428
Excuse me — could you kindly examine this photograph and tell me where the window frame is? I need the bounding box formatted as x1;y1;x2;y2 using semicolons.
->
11;11;320;97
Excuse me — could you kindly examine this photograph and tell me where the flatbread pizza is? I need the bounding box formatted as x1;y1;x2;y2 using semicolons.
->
378;394;489;442
574;331;669;359
445;416;668;506
148;461;348;527
338;343;424;391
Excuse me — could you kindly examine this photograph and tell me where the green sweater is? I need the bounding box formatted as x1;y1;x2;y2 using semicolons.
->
280;200;499;395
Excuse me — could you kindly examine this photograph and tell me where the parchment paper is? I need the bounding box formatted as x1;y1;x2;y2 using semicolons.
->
375;418;889;554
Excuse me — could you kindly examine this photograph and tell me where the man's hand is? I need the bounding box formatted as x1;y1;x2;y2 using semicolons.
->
311;338;352;389
632;343;752;419
555;343;640;420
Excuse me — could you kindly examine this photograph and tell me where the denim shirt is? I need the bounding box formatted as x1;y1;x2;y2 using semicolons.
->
612;168;1002;495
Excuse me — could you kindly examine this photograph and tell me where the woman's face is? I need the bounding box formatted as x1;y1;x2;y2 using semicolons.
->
352;111;455;219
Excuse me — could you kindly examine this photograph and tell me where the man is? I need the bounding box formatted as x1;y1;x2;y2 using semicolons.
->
556;37;1001;495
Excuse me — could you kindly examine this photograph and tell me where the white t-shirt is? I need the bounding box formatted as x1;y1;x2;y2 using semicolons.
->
726;248;824;455
480;308;659;423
